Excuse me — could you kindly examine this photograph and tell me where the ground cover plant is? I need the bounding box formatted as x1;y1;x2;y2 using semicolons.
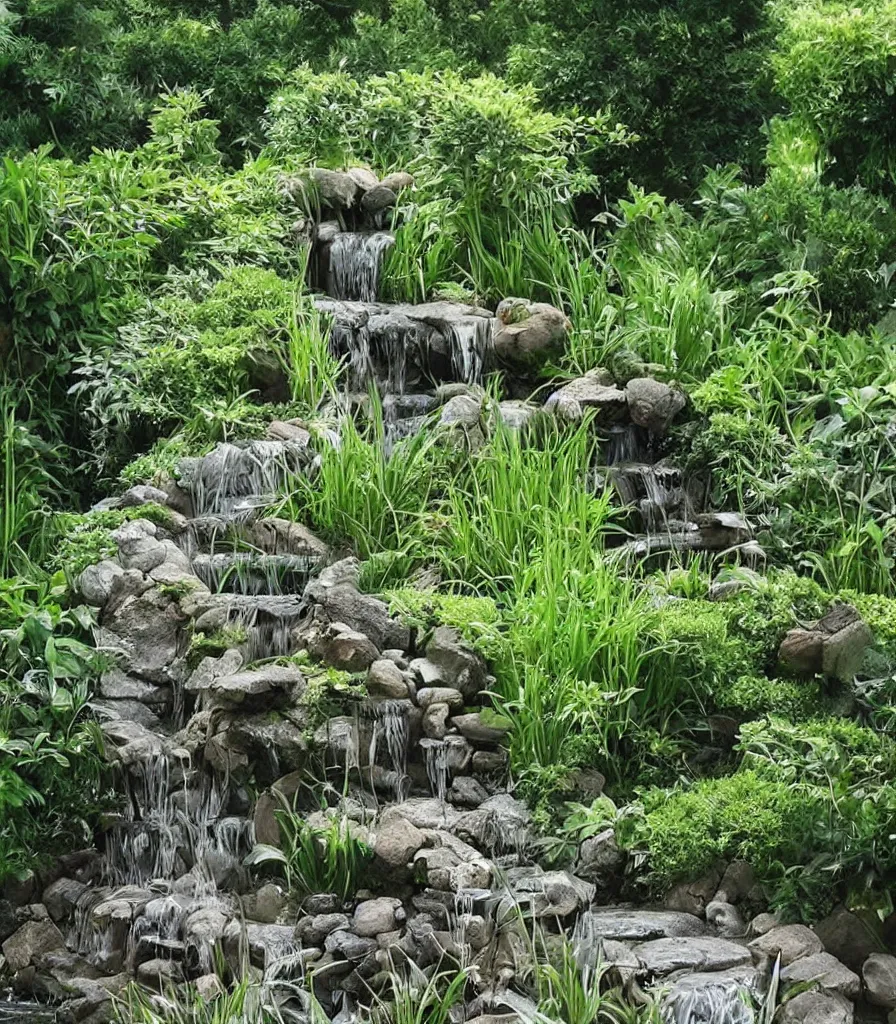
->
3;0;896;1016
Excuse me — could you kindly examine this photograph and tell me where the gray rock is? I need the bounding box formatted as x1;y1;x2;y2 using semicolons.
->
112;519;167;574
448;776;489;807
576;829;624;885
422;703;450;739
778;628;824;676
194;974;224;1000
374;817;426;868
863;953;896;1009
781;951;860;999
347;168;378;191
352;898;404;938
544;369;625;422
706;900;747;938
664;866;724;917
2;919;66;971
634;936;751;976
813;907;883;971
187;664;303;709
309;168;359;209
136;958;182;987
749;924;823;965
99;669;171;706
425;627;487;698
508;870;595;918
100;719;164;765
497;400;540;431
578;909;705;942
494;298;569;365
250;884;285;925
78;561;124;607
379;172;414;192
749;912;780;937
822;615;873;681
367;660;409;699
94;698;161;730
451;711;511;745
777;990;853;1024
472;749;507;774
297;913;350;946
360;185;397;214
102;586;182;683
417;687;464;710
382;798;459;831
624;377;686;434
714;860;756;905
440;394;482;428
42;879;88;923
324;930;377;961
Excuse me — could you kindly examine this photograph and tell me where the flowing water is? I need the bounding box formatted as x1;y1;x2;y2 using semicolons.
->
420;738;450;802
329;232;394;303
367;701;410;802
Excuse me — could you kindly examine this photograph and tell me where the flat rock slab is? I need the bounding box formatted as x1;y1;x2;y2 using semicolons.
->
634;936;751;976
579;909;705;942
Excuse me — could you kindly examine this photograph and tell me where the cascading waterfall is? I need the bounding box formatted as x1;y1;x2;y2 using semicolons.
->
368;701;410;802
420;738;450;802
329;232;394;303
450;319;493;385
192;553;319;596
662;976;758;1024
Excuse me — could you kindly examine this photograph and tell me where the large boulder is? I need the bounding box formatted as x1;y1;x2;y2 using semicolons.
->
778;604;872;681
544;369;626;423
101;586;183;683
576;909;705;942
494;298;569;366
2;919;66;971
813;907;884;971
425;627;488;698
749;924;823;965
863;953;896;1009
352;898;404;938
79;561;124;607
374;816;426;869
308;168;360;209
624;377;686;435
777;990;853;1024
633;936;751;976
780;952;860;999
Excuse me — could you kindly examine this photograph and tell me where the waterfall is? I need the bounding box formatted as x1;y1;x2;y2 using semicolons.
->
606;424;640;466
420;738;450;802
191;553;319;596
368;701;410;802
449;319;493;385
329;232;394;303
450;888;475;967
663;976;757;1024
330;320;373;392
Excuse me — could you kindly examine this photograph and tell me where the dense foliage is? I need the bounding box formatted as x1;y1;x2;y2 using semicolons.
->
2;0;896;933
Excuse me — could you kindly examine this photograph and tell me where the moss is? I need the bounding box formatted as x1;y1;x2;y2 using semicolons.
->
49;503;177;578
714;673;823;720
386;587;502;655
189;625;247;664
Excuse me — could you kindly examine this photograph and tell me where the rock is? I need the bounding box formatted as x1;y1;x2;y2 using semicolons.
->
497;400;540;431
379;171;414;192
440;394;482;428
864;953;896;1009
779;604;873;681
821;614;873;682
102;585;182;683
714;861;756;905
374;817;426;868
382;798;459;832
544;369;625;422
112;519;167;574
42;879;88;923
472;750;507;774
0;900;16;943
136;958;182;987
308;168;359;209
367;660;409;700
814;907;884;971
633;936;751;976
352;898;404;938
777;990;854;1024
425;628;487;698
297;914;350;946
250;884;285;925
316;626;379;672
576;829;624;885
624;377;686;435
577;909;705;942
194;974;224;1000
324;930;377;961
422;703;450;739
664;866;724;917
749;924;823;966
706;901;746;938
781;951;860;999
749;912;780;937
494;298;569;366
417;687;464;710
347;167;378;191
451;711;511;745
78;561;124;607
100;719;163;765
448;776;489;807
360;185;397;214
99;669;170;706
779;628;825;676
187;665;303;709
2;919;66;971
508;870;595;918
305;566;409;651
